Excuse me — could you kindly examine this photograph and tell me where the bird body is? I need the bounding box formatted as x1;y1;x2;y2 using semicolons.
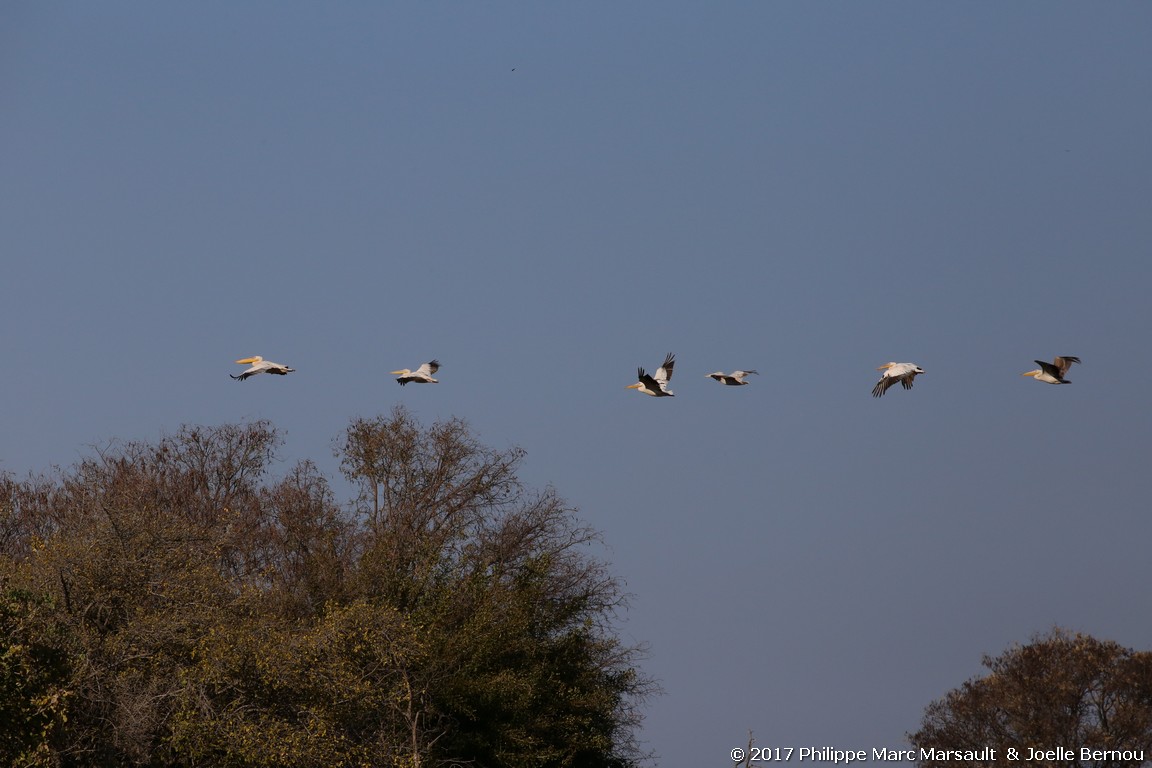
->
706;370;758;386
627;353;676;397
392;360;440;385
231;356;295;380
1022;356;1080;384
872;362;924;398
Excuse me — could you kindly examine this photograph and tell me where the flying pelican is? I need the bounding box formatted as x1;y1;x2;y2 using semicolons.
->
706;370;758;386
1022;356;1080;385
230;356;295;381
627;353;676;397
872;362;924;398
392;360;440;385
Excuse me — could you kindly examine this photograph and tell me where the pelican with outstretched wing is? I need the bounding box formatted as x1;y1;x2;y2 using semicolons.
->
392;360;440;385
706;370;758;386
627;353;676;397
1022;356;1080;385
231;356;295;381
872;362;924;398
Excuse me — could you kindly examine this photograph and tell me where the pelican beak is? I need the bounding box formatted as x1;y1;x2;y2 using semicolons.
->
876;363;893;370
235;357;259;364
1021;370;1038;377
390;370;408;376
625;383;641;389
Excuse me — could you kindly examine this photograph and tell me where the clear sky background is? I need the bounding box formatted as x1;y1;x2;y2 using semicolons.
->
3;3;1151;764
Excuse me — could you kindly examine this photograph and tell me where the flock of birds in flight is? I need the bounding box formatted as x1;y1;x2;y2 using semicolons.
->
229;354;1084;397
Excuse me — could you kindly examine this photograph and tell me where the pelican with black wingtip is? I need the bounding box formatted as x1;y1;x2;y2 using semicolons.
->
706;369;758;386
231;356;295;381
627;353;676;397
872;362;924;398
1022;356;1080;385
392;360;440;385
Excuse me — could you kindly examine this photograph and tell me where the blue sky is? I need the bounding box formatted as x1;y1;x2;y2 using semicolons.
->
4;3;1152;763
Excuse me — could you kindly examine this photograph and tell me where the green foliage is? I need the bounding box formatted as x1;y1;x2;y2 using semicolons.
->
170;600;424;767
0;409;650;767
0;588;71;767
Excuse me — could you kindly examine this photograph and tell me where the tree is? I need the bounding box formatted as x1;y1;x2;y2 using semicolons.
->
0;409;651;767
339;407;652;767
910;628;1152;768
0;422;283;766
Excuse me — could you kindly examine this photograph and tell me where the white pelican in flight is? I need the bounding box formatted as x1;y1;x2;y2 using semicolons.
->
872;362;924;398
706;370;758;386
627;353;676;397
231;356;295;381
1022;356;1080;385
392;360;440;385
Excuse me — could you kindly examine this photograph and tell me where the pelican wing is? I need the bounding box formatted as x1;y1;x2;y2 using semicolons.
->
1053;356;1080;378
637;367;662;392
654;353;675;384
418;360;440;377
872;376;897;398
258;360;293;374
